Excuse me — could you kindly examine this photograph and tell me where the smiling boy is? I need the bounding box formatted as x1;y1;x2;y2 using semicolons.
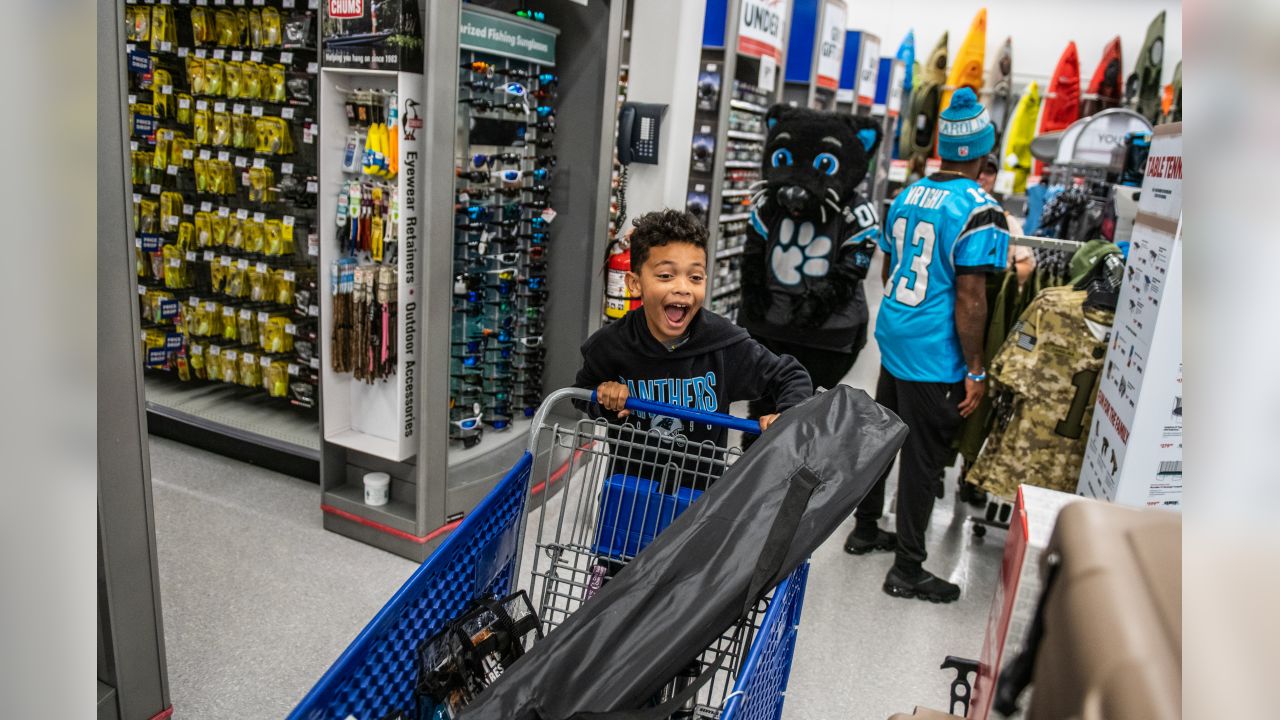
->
576;210;812;448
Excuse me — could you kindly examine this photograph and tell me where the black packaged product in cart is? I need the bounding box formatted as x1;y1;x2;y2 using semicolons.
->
458;385;907;719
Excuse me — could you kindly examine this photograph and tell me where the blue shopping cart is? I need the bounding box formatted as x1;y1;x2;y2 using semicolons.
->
290;388;809;720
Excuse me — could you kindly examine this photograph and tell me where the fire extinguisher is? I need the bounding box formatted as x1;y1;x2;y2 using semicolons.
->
604;238;641;320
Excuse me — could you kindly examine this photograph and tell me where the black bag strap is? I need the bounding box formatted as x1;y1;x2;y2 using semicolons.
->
567;464;822;720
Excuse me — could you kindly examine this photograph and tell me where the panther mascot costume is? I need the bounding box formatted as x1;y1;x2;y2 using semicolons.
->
740;105;883;420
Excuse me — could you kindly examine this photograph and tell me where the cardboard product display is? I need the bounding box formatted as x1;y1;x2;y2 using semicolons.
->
459;386;907;719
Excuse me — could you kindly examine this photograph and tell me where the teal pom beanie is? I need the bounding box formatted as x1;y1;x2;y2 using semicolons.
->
937;87;995;162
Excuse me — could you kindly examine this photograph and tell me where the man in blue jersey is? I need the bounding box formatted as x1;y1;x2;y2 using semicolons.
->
846;88;1009;603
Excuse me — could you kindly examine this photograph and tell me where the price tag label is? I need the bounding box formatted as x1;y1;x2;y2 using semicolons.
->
282;215;295;228
236;208;250;220
213;49;225;60
185;251;197;261
234;156;248;168
181;149;194;160
281;107;294;119
287;363;299;376
309;356;321;369
280;51;293;63
214;101;226;112
309;0;319;8
251;105;264;117
223;306;236;317
237;259;250;270
224;350;238;361
169;257;183;267
137;283;146;294
135;237;143;249
161;130;174;141
133;193;142;204
282;270;297;282
253;212;266;223
217;150;230;162
305;180;318;193
130;140;139;152
203;250;215;261
150;183;162;194
252;157;265;169
257;311;270;323
178;46;189;58
284;323;298;335
128;94;136;105
220;256;232;267
243;352;255;363
306;62;318;75
200;201;213;212
250;51;263;63
126;44;136;53
261;356;272;367
160;84;173;95
240;309;252;320
199;150;212;162
195;48;208;58
178;98;190;110
232;103;246;115
256;262;268;273
205;301;218;311
307;243;319;257
189;296;200;307
281;162;293;175
209;346;221;356
182;203;194;214
241;172;251;186
253;0;264;5
192;344;204;355
308;305;319;317
167;165;179;176
196;99;209;111
231;51;244;62
160;41;172;52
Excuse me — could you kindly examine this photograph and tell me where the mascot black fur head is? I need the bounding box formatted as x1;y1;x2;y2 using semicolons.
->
753;105;883;224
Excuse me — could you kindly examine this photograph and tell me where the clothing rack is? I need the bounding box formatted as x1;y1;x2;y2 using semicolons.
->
1009;234;1085;252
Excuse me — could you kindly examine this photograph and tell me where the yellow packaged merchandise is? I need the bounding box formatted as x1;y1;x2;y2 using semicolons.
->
220;348;239;384
205;346;225;383
237;308;258;347
261;316;294;354
239;351;262;388
189;342;208;380
263;359;290;398
221;305;239;341
272;268;296;306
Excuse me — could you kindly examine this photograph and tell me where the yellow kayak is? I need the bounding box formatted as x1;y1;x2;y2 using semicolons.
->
940;8;987;113
1002;81;1040;193
900;31;947;169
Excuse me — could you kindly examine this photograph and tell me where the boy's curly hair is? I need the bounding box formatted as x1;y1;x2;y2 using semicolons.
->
629;209;708;270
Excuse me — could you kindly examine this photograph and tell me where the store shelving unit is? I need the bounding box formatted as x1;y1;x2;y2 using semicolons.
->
318;0;624;562
781;0;846;111
120;0;324;472
687;0;794;323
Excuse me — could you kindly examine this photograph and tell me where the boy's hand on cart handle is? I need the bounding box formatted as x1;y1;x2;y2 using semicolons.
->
597;381;631;418
759;413;780;432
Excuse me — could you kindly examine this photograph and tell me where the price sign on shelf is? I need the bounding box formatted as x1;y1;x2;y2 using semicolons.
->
250;51;263;63
281;163;293;175
200;201;213;212
281;107;294;120
236;208;249;220
237;258;250;270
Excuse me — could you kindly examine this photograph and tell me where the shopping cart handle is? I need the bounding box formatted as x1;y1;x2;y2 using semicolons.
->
590;390;762;435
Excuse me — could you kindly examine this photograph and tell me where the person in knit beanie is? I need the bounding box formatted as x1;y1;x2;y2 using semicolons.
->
845;87;1011;604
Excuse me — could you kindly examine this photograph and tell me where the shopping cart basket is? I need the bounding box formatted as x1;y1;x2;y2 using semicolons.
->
290;387;809;720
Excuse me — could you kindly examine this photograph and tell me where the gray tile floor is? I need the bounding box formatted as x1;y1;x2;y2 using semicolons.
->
149;271;1006;720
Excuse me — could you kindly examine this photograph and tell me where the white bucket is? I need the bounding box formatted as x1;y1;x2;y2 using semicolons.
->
363;472;390;507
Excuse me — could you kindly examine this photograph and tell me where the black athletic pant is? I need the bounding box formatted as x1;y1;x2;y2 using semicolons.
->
855;366;965;570
745;326;867;421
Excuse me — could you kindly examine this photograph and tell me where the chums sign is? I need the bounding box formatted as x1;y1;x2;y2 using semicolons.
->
738;0;790;61
329;0;363;19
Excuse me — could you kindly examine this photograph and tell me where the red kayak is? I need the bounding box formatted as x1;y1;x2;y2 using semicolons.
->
1081;36;1123;117
1036;41;1081;174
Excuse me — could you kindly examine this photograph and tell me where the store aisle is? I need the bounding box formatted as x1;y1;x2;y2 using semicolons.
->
149;437;417;719
148;269;1005;720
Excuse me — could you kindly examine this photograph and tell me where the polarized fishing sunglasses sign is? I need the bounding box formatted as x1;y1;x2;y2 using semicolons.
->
460;5;559;67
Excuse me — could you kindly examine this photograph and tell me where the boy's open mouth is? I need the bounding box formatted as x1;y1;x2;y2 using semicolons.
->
664;303;690;326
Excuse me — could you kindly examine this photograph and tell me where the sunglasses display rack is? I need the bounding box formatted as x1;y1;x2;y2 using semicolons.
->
123;0;323;455
685;0;793;325
317;68;423;462
449;49;558;450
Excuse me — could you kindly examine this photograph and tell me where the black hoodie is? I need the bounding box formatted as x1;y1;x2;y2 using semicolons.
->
574;307;812;449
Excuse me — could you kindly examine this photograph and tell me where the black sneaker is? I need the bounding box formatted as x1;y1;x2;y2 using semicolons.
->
844;527;897;555
958;481;988;509
883;565;961;603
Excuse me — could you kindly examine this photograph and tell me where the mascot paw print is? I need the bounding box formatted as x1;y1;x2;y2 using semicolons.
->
770;217;832;286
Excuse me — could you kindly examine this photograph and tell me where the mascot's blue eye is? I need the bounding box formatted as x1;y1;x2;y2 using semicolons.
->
770;148;793;167
813;153;839;176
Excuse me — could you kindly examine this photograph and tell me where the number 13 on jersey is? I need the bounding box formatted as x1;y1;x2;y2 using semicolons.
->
884;218;936;307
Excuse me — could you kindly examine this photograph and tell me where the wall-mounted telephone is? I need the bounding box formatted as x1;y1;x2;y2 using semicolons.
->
617;101;666;165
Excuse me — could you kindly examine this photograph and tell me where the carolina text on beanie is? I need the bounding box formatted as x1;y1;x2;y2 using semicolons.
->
937;87;996;162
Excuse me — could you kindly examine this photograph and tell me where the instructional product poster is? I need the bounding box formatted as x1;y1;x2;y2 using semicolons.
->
1078;124;1182;508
